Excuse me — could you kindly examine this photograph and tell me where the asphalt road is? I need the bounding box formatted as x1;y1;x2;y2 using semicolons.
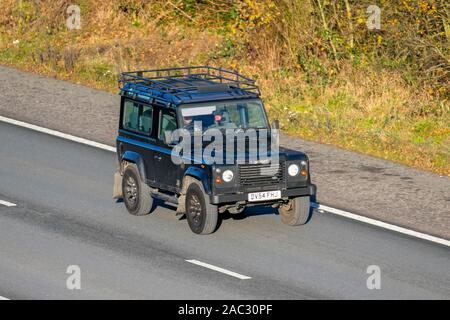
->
1;65;449;239
0;121;449;299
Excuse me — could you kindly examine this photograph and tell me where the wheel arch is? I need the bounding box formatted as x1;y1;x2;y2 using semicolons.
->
182;167;211;195
121;150;146;182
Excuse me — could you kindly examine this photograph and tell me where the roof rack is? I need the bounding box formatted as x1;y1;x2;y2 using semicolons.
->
119;66;260;97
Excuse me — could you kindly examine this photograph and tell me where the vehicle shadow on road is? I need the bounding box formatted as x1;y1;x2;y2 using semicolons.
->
223;194;317;222
223;206;277;221
220;196;317;228
151;198;178;214
156;197;317;231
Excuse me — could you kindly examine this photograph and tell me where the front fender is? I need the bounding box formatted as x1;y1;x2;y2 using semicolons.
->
184;166;211;194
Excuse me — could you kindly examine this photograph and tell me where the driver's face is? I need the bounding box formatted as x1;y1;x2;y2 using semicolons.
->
183;116;193;125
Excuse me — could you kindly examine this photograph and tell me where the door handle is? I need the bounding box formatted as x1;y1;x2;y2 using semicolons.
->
154;155;162;161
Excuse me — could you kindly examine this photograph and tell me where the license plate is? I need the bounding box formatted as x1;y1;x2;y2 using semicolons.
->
248;190;281;202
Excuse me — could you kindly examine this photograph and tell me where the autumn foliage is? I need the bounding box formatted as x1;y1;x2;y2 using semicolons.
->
0;0;448;174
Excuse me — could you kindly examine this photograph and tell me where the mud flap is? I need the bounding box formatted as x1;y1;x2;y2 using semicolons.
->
113;170;123;200
176;194;186;215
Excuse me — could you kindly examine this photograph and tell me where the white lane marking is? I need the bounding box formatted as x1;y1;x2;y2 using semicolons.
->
186;259;251;280
0;200;16;207
1;115;449;247
0;296;10;300
0;115;116;152
312;203;450;248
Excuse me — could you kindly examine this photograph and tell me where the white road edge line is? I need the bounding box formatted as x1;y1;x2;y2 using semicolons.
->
1;115;449;248
0;200;16;207
0;115;116;153
186;259;251;280
312;203;450;248
0;296;10;300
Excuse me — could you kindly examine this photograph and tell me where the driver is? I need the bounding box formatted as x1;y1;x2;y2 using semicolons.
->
183;116;193;127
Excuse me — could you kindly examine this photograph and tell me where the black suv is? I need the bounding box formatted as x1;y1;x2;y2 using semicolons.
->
113;66;316;234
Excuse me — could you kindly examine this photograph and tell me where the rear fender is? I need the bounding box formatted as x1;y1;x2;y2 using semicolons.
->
121;151;146;182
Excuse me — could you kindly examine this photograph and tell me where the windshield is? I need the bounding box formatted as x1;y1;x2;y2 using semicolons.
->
180;99;268;131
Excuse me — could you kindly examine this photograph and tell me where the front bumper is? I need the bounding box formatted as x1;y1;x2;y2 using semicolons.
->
209;184;317;205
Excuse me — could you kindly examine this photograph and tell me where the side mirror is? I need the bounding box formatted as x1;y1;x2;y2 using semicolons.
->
271;119;280;129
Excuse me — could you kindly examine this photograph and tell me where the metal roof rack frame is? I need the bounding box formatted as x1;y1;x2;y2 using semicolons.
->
119;66;260;97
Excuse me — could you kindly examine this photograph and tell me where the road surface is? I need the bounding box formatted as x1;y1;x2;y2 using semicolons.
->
1;65;449;239
0;121;449;299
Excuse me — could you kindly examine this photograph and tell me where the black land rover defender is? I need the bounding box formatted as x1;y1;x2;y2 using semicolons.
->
113;66;316;234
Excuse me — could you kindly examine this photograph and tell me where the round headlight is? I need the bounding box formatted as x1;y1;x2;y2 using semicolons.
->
222;170;234;182
288;164;299;176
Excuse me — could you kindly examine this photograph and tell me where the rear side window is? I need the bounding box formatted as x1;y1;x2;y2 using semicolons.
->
122;100;153;135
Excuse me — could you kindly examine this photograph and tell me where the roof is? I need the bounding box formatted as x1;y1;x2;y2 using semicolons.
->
119;66;260;106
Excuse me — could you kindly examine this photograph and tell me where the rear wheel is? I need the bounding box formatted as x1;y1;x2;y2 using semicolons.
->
122;164;153;216
185;180;218;235
278;196;311;226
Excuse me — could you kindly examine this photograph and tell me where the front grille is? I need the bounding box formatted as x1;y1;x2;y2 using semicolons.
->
239;163;284;186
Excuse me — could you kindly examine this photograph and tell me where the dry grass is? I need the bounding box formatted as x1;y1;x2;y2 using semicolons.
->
0;0;448;175
260;64;449;173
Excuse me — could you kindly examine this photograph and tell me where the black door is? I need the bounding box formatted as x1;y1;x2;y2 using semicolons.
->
153;107;182;193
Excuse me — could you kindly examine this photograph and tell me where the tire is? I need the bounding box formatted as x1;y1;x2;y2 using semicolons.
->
122;164;153;216
185;180;218;235
278;196;311;226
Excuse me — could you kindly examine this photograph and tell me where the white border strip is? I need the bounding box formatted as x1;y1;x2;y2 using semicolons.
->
0;116;115;152
312;203;450;247
0;200;16;207
186;259;251;280
1;115;449;248
0;296;10;300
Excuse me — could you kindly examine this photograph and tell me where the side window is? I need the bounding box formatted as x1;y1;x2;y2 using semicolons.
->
123;100;139;131
158;109;177;142
141;105;153;134
122;100;153;135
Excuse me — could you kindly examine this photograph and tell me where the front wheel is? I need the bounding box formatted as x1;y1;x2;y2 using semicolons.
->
278;196;311;226
185;180;218;235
